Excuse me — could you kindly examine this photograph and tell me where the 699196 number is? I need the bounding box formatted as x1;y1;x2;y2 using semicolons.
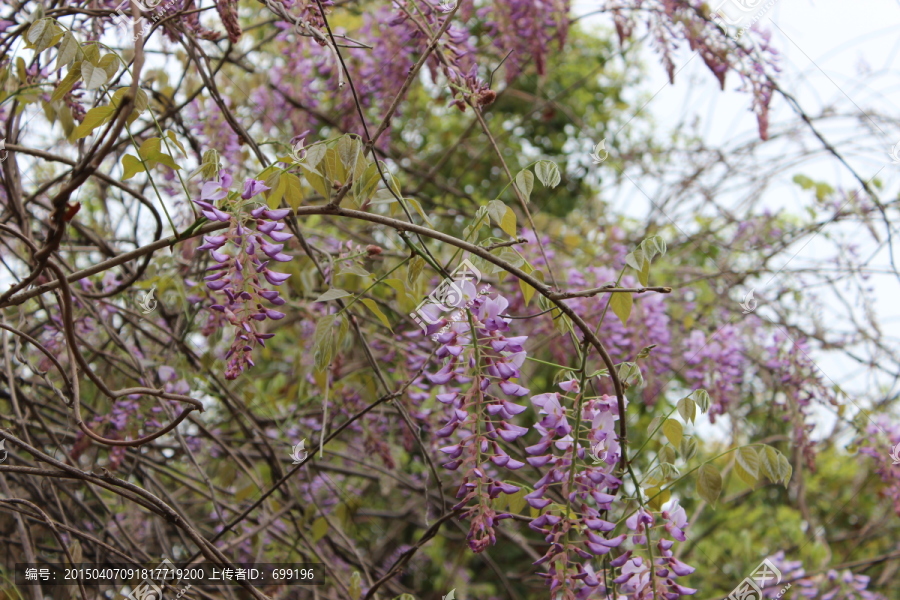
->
270;568;314;581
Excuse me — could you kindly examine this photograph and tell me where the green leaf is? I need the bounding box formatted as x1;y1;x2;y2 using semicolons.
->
407;256;425;287
514;169;534;202
691;389;711;413
534;159;561;188
736;446;760;479
361;298;392;331
641;235;667;260
26;18;64;53
98;53;119;78
121;154;145;180
283;173;304;210
406;197;434;228
609;292;633;325
51;63;82;103
647;416;663;435
776;453;792;487
680;436;697;461
659;445;675;465
310;517;329;543
313;314;337;371
635;344;657;359
56;32;81;69
617;361;643;387
80;61;110;90
662;419;683;447
677;396;696;424
69;104;115;141
315;288;352;302
300;163;330;200
734;458;758;487
646;486;671;511
507;489;527;514
697;463;722;505
758;446;780;482
382;278;408;301
165;130;187;156
305;142;327;169
487;199;517;237
349;572;362;600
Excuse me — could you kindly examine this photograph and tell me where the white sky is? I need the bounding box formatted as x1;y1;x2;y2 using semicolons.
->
571;0;900;439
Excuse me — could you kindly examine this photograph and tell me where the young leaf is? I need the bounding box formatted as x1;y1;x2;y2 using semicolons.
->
609;291;633;325
677;396;696;424
80;61;111;90
736;446;760;479
534;159;561;188
315;289;352;302
361;298;393;331
680;436;698;461
691;389;711;413
56;32;81;69
776;453;792;487
514;169;534;202
659;445;676;465
662;419;683;447
349;572;362;600
407;256;425;287
697;463;723;505
313;314;337;370
646;487;671;511
758;445;781;482
69;104;115;141
310;517;329;543
121;155;145;180
305;142;327;169
26;19;64;53
51;63;82;103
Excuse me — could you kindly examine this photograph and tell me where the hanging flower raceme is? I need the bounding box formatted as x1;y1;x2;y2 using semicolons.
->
194;174;295;379
425;291;531;552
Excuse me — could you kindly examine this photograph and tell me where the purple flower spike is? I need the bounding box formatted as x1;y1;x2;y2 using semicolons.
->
265;309;285;320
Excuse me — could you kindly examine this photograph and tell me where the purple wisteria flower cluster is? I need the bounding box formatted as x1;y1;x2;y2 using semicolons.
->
763;551;886;600
524;384;696;599
430;292;530;552
193;174;295;379
414;282;698;598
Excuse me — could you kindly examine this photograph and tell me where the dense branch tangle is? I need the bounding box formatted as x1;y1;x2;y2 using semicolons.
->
0;1;897;600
